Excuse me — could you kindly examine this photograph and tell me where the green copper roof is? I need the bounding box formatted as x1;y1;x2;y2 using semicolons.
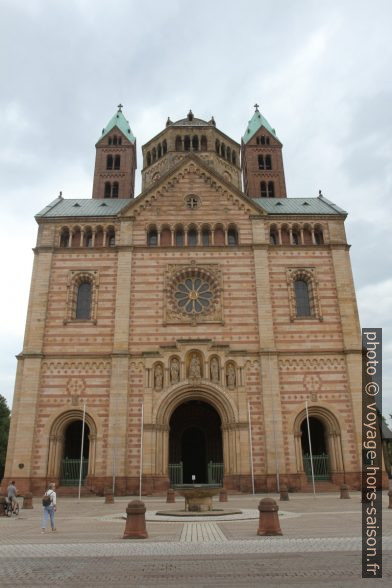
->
242;107;278;143
254;196;347;215
36;197;131;218
99;106;135;144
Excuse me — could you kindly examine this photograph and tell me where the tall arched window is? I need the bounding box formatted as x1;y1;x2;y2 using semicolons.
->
260;181;267;197
118;137;122;145
107;228;115;247
175;136;182;151
192;136;199;151
228;227;238;246
175;227;184;246
152;148;156;162
270;229;278;245
104;182;111;198
162;140;167;154
215;139;220;154
260;136;266;145
226;147;231;161
84;229;93;247
106;155;113;170
265;155;272;170
201;136;207;151
202;227;211;246
220;143;225;157
114;155;120;170
268;181;275;197
146;152;151;166
112;182;119;198
258;155;265;170
60;229;69;247
113;136;118;145
184;136;190;151
76;282;92;319
157;144;162;158
292;229;300;245
232;152;236;165
295;280;311;316
147;227;158;246
315;228;324;245
188;227;197;246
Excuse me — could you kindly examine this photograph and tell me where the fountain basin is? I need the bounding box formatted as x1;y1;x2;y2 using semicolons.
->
175;484;221;512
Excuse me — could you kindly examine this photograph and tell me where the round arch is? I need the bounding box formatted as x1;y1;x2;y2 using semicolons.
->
293;405;344;474
47;409;97;482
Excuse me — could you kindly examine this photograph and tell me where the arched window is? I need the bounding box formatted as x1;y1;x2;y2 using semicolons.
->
228;227;238;246
314;228;324;245
175;136;182;151
107;228;115;247
266;137;270;145
175;227;184;246
294;280;311;316
114;155;120;170
146;152;151;166
268;181;275;197
192;136;199;151
258;155;265;170
292;230;300;245
162;140;167;154
202;227;211;246
232;152;236;165
256;137;260;145
201;136;207;151
260;181;267;197
215;139;220;154
270;229;278;245
265;155;272;170
84;229;93;247
226;147;231;161
108;137;112;146
157;144;162;158
152;148;156;162
220;143;225;157
118;137;122;145
113;136;118;146
147;227;158;246
76;282;92;319
260;136;266;145
188;227;197;246
60;229;69;247
106;155;113;170
104;182;111;198
184;136;190;151
112;182;119;198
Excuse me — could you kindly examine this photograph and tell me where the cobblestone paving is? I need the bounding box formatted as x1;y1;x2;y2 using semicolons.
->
179;522;227;542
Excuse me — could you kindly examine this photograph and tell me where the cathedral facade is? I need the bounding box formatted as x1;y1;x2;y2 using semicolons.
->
4;106;366;494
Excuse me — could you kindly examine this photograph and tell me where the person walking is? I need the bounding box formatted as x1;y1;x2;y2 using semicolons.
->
7;480;18;513
41;482;57;533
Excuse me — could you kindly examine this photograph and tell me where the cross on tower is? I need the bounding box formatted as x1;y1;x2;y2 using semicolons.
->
117;103;123;112
254;103;259;111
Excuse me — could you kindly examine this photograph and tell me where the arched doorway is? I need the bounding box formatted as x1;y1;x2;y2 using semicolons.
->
169;400;223;485
300;416;330;480
60;420;90;486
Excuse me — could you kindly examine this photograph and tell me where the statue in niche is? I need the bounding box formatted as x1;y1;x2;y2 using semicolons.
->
227;363;236;388
189;354;201;379
154;364;163;390
170;358;180;384
210;357;219;383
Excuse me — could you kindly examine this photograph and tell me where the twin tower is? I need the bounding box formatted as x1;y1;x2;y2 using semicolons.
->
92;105;287;201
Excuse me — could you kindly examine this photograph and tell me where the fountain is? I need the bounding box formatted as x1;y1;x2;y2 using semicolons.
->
156;484;242;517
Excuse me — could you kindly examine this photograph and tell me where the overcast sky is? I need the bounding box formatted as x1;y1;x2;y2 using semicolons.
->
0;0;391;422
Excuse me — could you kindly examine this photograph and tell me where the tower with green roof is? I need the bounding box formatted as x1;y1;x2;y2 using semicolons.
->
241;104;286;199
92;104;137;199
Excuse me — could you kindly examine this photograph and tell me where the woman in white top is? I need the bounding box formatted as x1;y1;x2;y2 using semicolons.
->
41;482;57;533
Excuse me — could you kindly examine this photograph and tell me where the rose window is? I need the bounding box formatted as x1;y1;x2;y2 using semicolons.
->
175;277;213;314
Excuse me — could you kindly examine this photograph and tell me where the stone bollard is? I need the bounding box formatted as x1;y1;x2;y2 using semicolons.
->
219;489;228;502
23;492;33;509
257;498;282;536
0;496;6;517
340;484;350;499
388;490;392;509
279;485;289;501
104;488;114;504
123;500;148;539
166;489;175;503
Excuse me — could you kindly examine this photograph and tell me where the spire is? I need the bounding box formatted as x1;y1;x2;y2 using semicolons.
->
242;104;277;143
99;105;136;143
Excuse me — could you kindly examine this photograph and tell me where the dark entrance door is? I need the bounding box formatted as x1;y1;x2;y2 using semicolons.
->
301;416;330;480
60;421;90;485
169;400;223;485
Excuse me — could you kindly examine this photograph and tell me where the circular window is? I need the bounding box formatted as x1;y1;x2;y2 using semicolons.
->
185;194;200;210
175;277;213;314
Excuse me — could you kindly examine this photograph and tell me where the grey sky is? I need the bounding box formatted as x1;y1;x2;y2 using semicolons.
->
0;0;391;420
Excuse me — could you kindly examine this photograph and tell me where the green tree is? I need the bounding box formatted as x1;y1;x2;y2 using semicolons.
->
0;395;11;481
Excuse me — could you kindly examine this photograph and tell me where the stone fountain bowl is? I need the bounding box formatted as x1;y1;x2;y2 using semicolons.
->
175;484;222;512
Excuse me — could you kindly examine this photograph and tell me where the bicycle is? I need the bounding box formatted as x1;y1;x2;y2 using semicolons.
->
3;498;19;517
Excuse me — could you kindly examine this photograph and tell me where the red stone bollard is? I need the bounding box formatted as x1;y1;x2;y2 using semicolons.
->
123;500;148;539
279;485;289;501
340;484;350;499
257;498;282;536
219;489;228;502
388;490;392;510
104;488;114;504
23;492;33;509
166;489;175;503
0;496;6;517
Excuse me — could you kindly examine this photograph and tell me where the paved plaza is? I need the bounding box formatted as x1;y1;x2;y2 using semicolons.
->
0;492;391;587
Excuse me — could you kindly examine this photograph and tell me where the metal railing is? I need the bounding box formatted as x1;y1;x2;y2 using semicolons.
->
60;458;88;486
169;462;183;485
303;453;330;480
208;461;224;485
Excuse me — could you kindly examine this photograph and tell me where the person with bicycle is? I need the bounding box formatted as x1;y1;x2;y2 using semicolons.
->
7;480;18;513
41;482;57;533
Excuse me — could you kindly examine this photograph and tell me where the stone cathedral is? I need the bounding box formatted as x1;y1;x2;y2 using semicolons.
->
4;105;367;495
